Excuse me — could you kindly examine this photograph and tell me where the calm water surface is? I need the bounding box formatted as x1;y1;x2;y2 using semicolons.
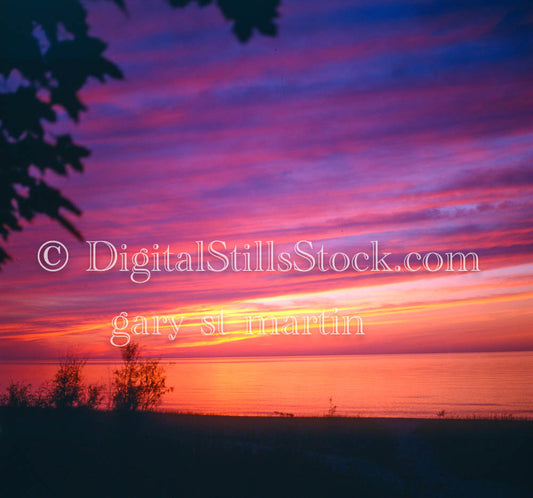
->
1;351;531;418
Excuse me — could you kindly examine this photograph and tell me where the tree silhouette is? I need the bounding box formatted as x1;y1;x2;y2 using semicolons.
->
49;354;86;408
112;342;171;411
0;0;280;266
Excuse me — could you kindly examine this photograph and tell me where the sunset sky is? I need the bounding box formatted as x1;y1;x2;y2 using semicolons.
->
1;0;532;360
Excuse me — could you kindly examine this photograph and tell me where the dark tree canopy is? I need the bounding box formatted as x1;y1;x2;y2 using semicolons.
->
0;0;280;266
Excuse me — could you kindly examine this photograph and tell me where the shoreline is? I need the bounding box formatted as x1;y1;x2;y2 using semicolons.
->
155;409;533;420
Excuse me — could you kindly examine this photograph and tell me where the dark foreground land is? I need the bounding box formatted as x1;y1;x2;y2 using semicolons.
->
1;409;532;497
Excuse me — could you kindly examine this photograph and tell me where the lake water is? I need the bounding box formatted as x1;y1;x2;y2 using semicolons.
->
1;351;532;418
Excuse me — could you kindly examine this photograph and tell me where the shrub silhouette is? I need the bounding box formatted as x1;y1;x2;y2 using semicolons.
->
326;397;337;417
83;383;105;409
112;342;171;411
0;381;35;407
48;355;86;408
0;349;165;411
47;354;104;409
34;381;54;408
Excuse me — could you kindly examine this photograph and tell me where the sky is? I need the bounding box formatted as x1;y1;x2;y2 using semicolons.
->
0;0;532;360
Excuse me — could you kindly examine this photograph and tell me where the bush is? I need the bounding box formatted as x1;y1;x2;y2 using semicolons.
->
0;381;34;407
82;383;105;409
34;381;53;408
112;343;171;411
48;355;86;409
45;355;105;409
1;349;170;412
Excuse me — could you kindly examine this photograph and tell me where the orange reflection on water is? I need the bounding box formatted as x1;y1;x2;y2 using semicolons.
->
1;351;531;418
